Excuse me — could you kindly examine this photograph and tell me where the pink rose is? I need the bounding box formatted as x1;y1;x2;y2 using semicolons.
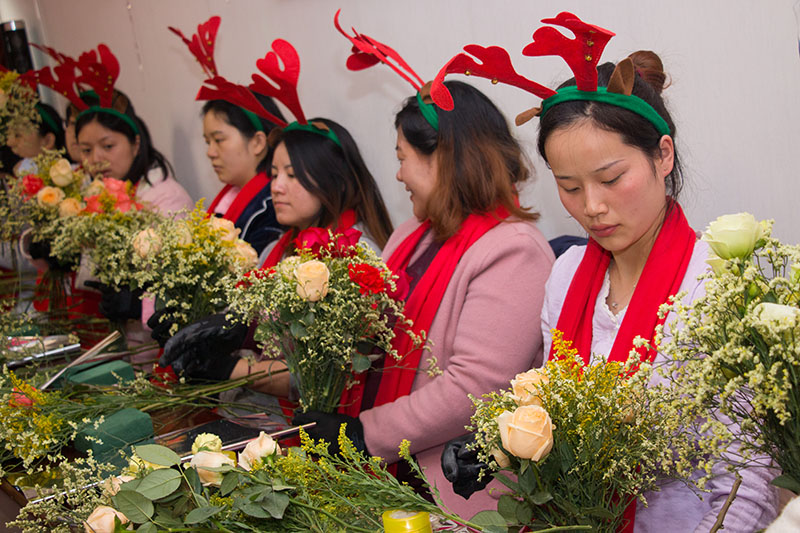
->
102;177;128;196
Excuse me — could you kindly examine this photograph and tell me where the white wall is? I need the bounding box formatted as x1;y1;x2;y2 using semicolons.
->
2;0;800;243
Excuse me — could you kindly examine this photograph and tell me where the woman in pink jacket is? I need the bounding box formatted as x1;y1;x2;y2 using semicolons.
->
294;80;555;516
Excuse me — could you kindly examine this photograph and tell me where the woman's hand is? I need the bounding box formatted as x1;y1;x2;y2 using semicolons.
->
84;281;143;321
441;433;492;499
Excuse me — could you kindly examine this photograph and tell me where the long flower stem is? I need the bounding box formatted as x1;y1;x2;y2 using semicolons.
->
289;497;376;532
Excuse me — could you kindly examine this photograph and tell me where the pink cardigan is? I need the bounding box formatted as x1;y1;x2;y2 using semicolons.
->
358;217;555;519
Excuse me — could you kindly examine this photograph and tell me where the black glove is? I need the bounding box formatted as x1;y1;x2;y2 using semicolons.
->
146;306;179;347
292;410;366;456
158;312;247;381
441;433;492;499
29;239;76;271
84;281;143;321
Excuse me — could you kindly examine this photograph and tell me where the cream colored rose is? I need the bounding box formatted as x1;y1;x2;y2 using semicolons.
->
49;158;74;187
85;178;105;197
232;240;259;270
752;302;800;328
174;221;193;246
510;368;549;407
58;197;83;217
490;447;511;468
210;216;241;242
190;451;234;486
132;228;162;259
102;475;135;496
496;405;554;461
238;431;281;471
36;186;65;207
295;260;330;302
191;433;223;455
702;213;765;260
84;505;129;533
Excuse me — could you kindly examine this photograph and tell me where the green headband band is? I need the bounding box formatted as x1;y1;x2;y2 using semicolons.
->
35;104;61;135
283;121;342;147
241;108;265;133
78;105;141;135
416;92;439;132
540;86;671;136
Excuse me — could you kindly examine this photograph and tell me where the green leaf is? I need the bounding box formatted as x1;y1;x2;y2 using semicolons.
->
270;480;295;492
351;353;371;373
530;490;553;505
183;465;203;495
241;502;271;518
115;490;154;523
136;469;182;500
772;474;800;493
497;495;519;520
133;444;180;467
262;490;290;519
493;472;520;492
290;321;307;338
303;311;315;325
220;471;240;497
184;505;224;524
136;522;157;533
518;466;536;494
469;510;508;530
515;502;533;525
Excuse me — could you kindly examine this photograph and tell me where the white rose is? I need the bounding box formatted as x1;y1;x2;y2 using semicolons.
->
496;405;554;461
232;240;259;270
102;474;135;496
238;432;281;471
209;216;241;242
510;368;548;407
190;451;234;486
702;213;765;260
752;302;800;328
58;197;83;217
36;185;65;207
49;158;74;187
84;505;129;533
132;228;162;259
191;433;223;455
294;260;330;302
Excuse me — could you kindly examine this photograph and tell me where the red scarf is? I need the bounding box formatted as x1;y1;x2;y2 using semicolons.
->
261;209;357;268
339;207;509;417
206;172;270;224
552;201;695;533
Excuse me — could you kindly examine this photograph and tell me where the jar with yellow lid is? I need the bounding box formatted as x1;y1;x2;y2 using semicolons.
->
382;510;433;533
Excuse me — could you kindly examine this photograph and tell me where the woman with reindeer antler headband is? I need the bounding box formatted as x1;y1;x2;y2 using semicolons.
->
158;34;394;389
289;11;556;516
439;12;778;530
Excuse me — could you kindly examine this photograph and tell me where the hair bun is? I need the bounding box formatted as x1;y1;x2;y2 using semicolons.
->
627;50;669;95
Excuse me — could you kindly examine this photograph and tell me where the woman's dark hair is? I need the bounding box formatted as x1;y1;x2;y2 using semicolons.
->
272;118;394;248
395;80;537;240
537;50;683;201
74;90;173;186
201;93;286;173
35;103;65;151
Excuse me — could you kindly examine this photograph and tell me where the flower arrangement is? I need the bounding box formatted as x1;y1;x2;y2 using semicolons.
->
130;202;259;334
226;227;422;413
466;330;707;532
659;213;800;493
0;70;40;147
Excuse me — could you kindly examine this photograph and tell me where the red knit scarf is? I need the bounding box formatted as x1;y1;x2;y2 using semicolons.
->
206;172;270;224
551;200;695;532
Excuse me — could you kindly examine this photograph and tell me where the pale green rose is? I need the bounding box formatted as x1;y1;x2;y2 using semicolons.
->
191;432;223;455
702;213;764;260
705;252;731;276
791;263;800;285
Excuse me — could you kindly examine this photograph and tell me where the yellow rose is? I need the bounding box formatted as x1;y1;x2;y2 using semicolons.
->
191;433;223;455
295;260;330;302
232;240;259;270
702;213;765;260
496;405;554;461
102;474;135;496
36;186;65;207
238;431;281;471
85;178;105;197
49;158;74;187
58;197;83;217
132;228;162;259
84;505;129;533
510;368;548;407
210;216;241;242
190;451;234;486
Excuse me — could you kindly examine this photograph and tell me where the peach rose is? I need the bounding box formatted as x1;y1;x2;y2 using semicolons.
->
49;158;74;187
132;228;162;259
295;260;330;302
36;186;65;207
232;240;259;270
238;432;281;470
496;405;554;461
190;451;234;486
58;197;83;217
210;216;240;242
510;368;549;407
84;505;129;533
490;447;511;468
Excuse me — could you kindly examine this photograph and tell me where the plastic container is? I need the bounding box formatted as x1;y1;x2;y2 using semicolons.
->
382;510;433;533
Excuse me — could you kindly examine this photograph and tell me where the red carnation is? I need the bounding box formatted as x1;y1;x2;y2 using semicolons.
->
349;263;386;295
21;174;44;197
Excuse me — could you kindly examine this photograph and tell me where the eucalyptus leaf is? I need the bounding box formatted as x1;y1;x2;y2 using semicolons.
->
115;490;154;523
184;505;224;524
133;444;180;467
351;353;371;373
262;490;290;519
290;321;307;338
136;469;182;500
136;522;157;533
220;471;240;496
469;510;508;528
772;474;800;493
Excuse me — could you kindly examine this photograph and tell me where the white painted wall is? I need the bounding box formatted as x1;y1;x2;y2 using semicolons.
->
2;0;800;242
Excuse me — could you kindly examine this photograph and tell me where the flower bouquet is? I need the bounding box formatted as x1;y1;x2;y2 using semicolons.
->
130;202;259;335
466;331;706;532
227;227;421;414
659;213;800;493
0;70;39;149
